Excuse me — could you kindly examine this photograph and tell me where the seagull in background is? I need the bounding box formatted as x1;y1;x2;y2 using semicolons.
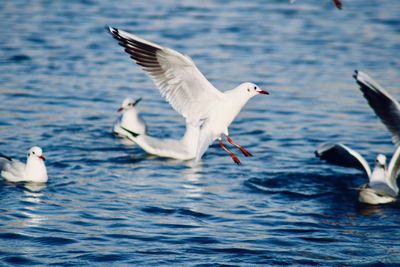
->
113;97;146;139
108;27;269;164
113;97;199;160
315;143;400;205
314;71;400;204
0;146;48;183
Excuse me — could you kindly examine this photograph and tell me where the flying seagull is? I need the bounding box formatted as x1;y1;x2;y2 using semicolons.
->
107;27;269;164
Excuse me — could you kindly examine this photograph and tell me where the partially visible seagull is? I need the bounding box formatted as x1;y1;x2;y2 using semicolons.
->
315;143;400;205
108;27;269;164
354;70;400;146
113;97;146;138
120;123;200;160
289;0;342;10
0;146;48;183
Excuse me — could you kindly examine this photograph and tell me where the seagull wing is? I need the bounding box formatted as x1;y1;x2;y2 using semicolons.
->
315;143;371;177
387;145;400;195
0;157;25;182
354;70;400;146
108;27;224;125
0;154;12;172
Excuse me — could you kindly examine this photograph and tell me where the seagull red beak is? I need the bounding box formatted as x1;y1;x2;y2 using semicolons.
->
39;155;45;161
117;107;123;112
257;88;269;95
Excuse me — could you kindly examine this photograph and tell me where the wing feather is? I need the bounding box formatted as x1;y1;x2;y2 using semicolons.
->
315;143;371;177
387;145;400;194
108;27;224;124
354;70;400;146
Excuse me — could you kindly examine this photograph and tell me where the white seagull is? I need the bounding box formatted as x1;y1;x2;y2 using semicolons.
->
354;70;400;146
113;97;146;138
315;143;400;205
0;146;48;183
120;123;200;160
108;27;269;164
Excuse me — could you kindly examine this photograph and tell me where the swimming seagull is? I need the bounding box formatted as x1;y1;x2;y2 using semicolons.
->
120;123;200;160
114;97;199;159
108;27;269;164
113;97;146;138
289;0;342;9
354;70;400;146
0;146;48;183
315;143;400;204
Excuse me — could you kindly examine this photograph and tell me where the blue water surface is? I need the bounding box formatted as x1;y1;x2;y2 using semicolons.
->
1;0;400;265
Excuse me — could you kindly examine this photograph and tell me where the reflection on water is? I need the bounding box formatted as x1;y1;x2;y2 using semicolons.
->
182;165;203;199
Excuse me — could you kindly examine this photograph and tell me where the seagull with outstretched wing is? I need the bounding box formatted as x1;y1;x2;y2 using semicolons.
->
315;143;400;204
107;27;269;164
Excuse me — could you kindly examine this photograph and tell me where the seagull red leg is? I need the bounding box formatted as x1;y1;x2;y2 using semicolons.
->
225;135;253;157
219;138;241;164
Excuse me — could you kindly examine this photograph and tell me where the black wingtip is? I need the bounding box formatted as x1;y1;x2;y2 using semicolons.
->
120;126;140;138
353;70;360;81
133;97;142;106
106;25;118;36
0;153;12;161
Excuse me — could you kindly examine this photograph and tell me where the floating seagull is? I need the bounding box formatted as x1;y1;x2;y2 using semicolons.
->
315;143;400;205
120;123;200;160
108;27;269;164
289;0;342;9
114;97;199;160
113;97;146;138
354;70;400;146
0;146;48;183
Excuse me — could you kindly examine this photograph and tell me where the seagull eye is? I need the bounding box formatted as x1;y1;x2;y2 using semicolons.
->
254;86;257;90
32;151;35;155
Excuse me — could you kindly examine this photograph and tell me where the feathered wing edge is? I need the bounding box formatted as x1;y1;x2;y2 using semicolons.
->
315;143;372;177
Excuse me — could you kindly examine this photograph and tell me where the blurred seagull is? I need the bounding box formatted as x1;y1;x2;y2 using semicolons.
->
315;143;400;204
108;27;269;164
120;123;200;161
113;97;146;138
354;70;400;146
289;0;342;9
0;146;48;183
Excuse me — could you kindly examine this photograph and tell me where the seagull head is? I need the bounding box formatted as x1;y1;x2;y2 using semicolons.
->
118;97;142;112
28;146;45;161
375;154;386;168
240;82;269;97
